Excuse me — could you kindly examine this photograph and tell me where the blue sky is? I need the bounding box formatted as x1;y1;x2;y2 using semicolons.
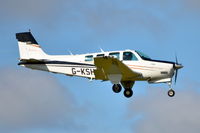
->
0;0;200;133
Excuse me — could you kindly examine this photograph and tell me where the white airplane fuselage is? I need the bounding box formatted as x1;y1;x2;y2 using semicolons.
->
16;32;183;98
19;49;174;83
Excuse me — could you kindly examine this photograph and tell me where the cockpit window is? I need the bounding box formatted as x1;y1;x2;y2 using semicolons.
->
123;52;138;61
135;50;151;60
109;52;120;59
85;55;93;61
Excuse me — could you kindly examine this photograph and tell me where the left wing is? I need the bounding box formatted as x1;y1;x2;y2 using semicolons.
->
94;57;141;83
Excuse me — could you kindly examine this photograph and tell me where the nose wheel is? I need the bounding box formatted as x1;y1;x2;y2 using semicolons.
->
168;89;175;97
167;82;175;97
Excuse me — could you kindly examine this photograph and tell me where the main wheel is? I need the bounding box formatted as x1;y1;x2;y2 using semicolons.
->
168;89;175;97
124;89;133;98
112;84;122;93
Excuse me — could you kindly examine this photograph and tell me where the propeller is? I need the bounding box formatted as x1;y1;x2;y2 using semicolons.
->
175;55;178;84
173;55;183;84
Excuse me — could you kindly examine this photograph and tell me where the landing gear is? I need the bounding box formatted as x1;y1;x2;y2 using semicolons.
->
124;89;133;98
111;81;135;98
112;84;122;93
168;89;175;97
167;82;175;97
121;81;134;98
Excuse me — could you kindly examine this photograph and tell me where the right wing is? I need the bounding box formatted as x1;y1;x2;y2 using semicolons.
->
94;57;141;83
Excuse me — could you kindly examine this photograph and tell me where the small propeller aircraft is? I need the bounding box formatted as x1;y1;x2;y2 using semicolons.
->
16;32;183;98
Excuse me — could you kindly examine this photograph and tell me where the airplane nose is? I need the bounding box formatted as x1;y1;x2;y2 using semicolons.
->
174;64;183;70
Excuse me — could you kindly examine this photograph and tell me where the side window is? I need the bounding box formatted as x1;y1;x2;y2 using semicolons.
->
85;55;93;61
97;54;104;57
109;52;120;59
123;52;138;61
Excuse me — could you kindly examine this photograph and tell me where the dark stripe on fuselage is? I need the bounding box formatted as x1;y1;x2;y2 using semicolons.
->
46;65;95;68
144;59;175;65
18;60;95;66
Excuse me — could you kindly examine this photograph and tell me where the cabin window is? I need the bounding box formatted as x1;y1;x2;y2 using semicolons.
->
109;52;120;59
97;54;104;57
85;55;93;61
123;52;138;61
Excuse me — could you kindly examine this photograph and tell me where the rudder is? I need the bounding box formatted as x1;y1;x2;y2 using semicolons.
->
16;32;47;60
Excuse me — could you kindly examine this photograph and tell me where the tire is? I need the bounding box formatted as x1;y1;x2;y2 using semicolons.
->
168;89;175;97
112;84;122;93
124;89;133;98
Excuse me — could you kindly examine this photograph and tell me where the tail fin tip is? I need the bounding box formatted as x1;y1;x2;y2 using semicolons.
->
16;32;38;44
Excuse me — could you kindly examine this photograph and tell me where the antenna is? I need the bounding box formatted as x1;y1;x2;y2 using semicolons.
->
100;48;104;53
68;50;73;55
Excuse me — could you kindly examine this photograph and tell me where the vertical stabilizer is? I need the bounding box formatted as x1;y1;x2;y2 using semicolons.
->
16;32;47;60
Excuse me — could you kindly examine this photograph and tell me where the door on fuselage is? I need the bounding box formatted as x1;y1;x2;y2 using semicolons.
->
122;51;141;73
122;51;138;62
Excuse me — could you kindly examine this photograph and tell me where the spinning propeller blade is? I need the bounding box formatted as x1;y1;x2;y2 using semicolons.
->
175;55;178;84
175;68;178;84
174;54;183;84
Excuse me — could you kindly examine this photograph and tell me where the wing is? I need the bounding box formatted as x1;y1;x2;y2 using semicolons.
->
94;57;141;83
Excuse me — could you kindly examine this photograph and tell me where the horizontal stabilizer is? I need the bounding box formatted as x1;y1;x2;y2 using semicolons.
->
18;59;46;65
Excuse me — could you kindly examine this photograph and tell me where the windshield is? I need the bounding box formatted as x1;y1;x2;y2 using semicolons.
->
135;50;151;60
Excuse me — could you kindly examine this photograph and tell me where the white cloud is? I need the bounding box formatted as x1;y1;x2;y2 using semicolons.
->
0;68;85;132
127;87;200;133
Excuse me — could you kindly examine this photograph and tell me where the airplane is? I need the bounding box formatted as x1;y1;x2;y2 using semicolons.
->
16;31;183;98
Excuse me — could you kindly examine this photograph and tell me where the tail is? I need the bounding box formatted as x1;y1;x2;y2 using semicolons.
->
16;32;48;60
